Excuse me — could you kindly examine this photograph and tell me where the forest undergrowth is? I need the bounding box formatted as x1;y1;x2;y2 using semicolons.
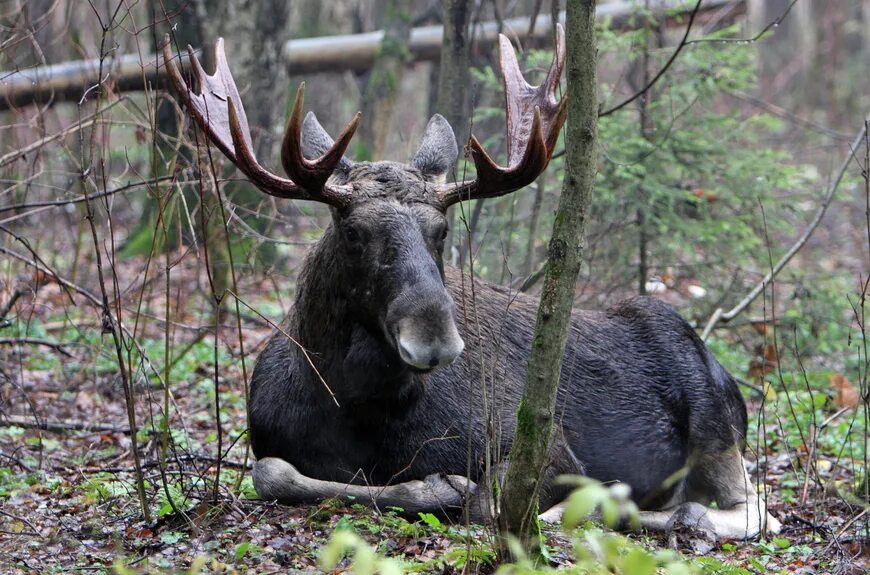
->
0;249;866;574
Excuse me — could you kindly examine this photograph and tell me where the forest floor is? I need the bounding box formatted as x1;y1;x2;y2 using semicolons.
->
0;256;867;575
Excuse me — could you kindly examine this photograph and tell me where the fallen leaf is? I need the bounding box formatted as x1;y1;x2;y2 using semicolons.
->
75;391;95;411
748;344;778;379
830;374;860;409
750;321;768;335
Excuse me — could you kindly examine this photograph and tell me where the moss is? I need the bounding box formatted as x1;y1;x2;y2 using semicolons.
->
377;35;411;61
367;65;400;96
354;141;373;162
514;400;541;442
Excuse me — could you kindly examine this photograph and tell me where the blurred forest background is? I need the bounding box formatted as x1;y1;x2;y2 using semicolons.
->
0;0;867;573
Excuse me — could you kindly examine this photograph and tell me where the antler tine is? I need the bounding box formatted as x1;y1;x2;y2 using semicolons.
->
162;35;353;205
437;24;568;207
281;83;361;201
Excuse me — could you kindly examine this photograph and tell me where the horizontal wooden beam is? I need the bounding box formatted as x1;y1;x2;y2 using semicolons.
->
0;0;743;110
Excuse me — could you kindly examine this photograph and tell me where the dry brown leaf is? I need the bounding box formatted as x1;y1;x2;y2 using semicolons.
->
750;321;768;335
830;373;860;409
748;344;778;379
763;343;779;364
74;391;95;411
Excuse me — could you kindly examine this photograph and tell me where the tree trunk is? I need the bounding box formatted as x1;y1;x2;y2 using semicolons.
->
207;0;291;273
436;0;473;147
356;0;413;161
436;0;472;257
498;0;598;553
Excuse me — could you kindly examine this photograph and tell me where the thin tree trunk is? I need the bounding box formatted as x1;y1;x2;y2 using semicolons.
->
636;0;653;296
523;179;545;278
437;0;473;146
438;0;473;256
357;0;413;161
244;0;292;161
498;0;597;553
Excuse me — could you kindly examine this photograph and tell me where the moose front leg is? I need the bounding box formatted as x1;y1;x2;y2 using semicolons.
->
253;457;476;515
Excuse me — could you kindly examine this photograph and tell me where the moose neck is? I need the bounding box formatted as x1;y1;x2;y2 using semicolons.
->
292;226;421;411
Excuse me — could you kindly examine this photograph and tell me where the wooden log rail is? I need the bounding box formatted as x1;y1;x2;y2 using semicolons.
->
0;0;744;111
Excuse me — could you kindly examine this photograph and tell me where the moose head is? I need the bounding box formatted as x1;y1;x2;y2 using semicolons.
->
162;28;566;373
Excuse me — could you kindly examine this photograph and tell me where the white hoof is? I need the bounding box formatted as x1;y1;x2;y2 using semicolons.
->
764;513;782;535
538;502;566;524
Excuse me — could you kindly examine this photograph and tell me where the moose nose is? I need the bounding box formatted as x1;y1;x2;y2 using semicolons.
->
395;318;465;370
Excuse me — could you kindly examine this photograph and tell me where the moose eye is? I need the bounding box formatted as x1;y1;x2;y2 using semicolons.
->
344;226;361;244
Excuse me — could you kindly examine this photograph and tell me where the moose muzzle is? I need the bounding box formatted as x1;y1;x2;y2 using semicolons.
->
386;287;465;371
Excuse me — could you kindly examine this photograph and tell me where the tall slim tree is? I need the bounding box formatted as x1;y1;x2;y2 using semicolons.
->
436;0;473;148
498;0;598;551
436;0;473;257
357;0;413;161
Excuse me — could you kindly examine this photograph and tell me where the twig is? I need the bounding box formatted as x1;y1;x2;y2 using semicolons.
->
0;98;123;168
685;0;798;46
0;287;28;325
823;509;868;554
0;245;101;307
226;289;339;407
598;0;703;117
1;414;130;434
727;89;852;141
0;509;41;537
0;337;73;356
0;176;173;216
701;120;869;340
72;454;252;474
516;261;548;293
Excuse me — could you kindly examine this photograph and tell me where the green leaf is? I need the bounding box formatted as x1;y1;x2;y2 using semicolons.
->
600;497;620;528
772;536;791;549
417;512;442;530
665;561;692;575
562;484;603;529
621;548;657;575
319;529;359;569
159;531;185;545
335;515;354;531
186;556;207;575
234;541;250;561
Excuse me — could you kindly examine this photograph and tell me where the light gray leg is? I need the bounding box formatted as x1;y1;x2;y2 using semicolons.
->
639;453;781;540
253;457;475;514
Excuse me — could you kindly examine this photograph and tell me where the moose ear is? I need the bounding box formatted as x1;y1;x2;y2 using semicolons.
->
410;114;458;181
301;112;354;172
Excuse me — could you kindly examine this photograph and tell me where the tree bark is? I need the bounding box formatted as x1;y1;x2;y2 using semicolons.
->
357;0;413;161
498;0;598;552
436;0;473;147
196;0;291;162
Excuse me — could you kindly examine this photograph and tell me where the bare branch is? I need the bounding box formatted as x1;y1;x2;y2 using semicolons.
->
598;0;703;118
701;119;869;340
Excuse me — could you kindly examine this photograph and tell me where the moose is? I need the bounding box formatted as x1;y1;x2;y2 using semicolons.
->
164;27;780;540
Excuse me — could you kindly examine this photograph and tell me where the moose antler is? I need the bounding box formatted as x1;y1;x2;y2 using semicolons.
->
437;24;567;207
162;35;359;207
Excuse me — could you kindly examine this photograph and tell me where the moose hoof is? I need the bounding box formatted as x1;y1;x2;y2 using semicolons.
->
765;513;782;535
665;502;718;540
538;502;566;524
